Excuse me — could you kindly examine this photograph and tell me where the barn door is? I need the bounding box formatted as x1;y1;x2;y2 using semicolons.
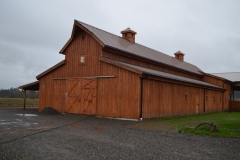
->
53;79;66;112
65;78;97;115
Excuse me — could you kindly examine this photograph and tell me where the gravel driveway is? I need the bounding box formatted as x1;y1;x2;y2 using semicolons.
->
0;107;239;160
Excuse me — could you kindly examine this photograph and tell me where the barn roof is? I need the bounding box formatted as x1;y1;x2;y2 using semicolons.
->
211;72;240;82
19;81;39;90
60;20;203;76
100;57;225;90
36;60;66;80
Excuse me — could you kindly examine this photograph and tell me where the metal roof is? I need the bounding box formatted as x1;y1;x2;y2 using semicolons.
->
19;81;39;90
100;57;224;90
36;60;66;80
75;20;203;75
211;72;240;82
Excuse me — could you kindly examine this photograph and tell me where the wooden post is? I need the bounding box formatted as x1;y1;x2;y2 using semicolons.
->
23;90;26;110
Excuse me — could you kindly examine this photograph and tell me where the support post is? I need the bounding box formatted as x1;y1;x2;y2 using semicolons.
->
23;90;26;110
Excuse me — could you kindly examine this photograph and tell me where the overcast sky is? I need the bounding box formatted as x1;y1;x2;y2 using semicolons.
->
0;0;240;89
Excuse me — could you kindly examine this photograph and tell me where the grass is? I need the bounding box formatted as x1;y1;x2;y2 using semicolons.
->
0;98;38;107
133;112;240;138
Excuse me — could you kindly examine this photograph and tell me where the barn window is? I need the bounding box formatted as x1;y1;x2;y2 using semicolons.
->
184;93;188;101
82;35;85;40
80;55;85;64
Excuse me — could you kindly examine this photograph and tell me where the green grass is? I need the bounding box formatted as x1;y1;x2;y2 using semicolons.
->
133;112;240;138
0;98;38;107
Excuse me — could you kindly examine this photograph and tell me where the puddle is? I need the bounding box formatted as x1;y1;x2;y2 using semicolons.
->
15;114;38;117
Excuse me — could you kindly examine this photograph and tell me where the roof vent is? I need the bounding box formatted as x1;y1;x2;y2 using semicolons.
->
121;27;137;43
174;51;185;61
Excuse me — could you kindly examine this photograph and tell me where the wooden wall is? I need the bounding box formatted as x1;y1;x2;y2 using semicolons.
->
202;74;224;87
229;101;240;111
204;89;223;112
142;79;204;118
96;62;140;119
38;27;103;112
202;74;233;111
223;82;232;111
142;78;224;119
102;51;202;81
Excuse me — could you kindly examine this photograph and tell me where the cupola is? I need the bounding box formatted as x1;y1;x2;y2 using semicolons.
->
121;28;137;43
174;51;185;61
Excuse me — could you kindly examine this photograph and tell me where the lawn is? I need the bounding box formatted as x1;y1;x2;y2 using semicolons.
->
133;112;240;138
0;98;38;107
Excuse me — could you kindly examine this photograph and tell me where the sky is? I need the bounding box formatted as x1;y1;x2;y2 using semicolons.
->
0;0;240;89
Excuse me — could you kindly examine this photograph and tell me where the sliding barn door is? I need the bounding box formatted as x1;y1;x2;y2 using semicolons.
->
65;78;97;115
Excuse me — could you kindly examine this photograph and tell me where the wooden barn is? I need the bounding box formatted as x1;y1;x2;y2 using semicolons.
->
19;20;240;119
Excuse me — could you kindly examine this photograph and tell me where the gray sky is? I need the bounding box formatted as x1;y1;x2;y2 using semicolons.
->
0;0;240;89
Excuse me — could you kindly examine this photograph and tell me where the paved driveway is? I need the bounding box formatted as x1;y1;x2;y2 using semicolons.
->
0;107;239;160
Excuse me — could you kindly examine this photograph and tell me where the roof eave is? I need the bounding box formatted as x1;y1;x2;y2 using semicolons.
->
19;81;39;91
36;60;66;80
143;71;225;91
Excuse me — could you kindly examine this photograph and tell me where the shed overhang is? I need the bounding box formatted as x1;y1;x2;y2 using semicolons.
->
100;57;226;91
19;81;39;91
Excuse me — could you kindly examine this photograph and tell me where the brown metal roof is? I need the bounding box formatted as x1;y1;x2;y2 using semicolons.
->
100;57;225;90
211;72;240;82
75;20;203;75
19;81;39;90
36;60;66;80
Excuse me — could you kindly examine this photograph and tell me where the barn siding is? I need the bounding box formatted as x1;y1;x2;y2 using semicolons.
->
202;74;224;87
102;51;202;81
202;74;232;111
142;79;224;119
223;82;232;111
204;89;223;112
38;28;103;112
96;62;140;119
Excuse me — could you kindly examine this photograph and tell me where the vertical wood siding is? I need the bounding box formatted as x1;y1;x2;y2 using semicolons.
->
142;79;223;119
97;62;140;119
39;28;103;112
103;51;202;81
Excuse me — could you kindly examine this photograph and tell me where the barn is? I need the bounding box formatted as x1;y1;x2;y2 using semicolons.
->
19;20;239;119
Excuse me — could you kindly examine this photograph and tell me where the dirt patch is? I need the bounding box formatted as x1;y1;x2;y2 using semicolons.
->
40;107;60;114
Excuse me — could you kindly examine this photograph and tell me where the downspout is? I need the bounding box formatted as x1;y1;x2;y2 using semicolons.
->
203;89;206;112
222;81;224;111
139;74;146;121
139;77;143;121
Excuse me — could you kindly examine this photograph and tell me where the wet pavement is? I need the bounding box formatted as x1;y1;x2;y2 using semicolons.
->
0;107;240;160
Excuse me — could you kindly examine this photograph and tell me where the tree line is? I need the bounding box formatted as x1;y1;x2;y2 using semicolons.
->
0;88;39;99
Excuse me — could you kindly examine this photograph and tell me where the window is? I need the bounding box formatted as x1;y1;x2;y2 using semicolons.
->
80;55;85;64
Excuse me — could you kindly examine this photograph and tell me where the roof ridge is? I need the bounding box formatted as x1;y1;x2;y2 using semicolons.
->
76;20;176;60
75;20;121;38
